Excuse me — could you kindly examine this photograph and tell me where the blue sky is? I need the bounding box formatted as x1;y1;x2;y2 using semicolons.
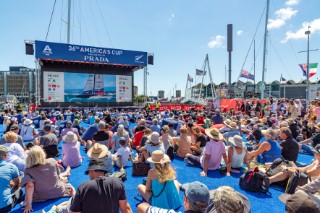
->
0;0;319;97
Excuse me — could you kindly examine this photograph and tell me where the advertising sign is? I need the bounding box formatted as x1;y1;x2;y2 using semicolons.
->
35;40;147;66
43;71;132;103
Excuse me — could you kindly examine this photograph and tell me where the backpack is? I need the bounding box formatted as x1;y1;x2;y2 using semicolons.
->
110;170;127;182
285;171;309;194
166;145;174;161
132;162;150;176
266;158;293;177
239;167;270;194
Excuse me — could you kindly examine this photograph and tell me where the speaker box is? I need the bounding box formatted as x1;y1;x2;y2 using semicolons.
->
26;43;34;55
227;24;233;52
148;55;154;65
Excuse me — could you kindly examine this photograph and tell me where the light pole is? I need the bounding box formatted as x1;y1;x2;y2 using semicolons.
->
298;26;319;103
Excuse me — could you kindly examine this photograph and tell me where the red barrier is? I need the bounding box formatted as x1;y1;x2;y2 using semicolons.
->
149;100;266;112
149;104;204;111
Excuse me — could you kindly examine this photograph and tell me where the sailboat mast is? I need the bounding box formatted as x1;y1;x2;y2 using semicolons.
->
254;39;256;95
67;0;71;43
261;0;270;99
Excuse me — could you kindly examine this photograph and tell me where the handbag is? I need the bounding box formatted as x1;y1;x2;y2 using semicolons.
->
132;162;150;176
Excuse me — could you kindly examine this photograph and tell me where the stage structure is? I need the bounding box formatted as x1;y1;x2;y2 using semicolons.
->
34;41;147;107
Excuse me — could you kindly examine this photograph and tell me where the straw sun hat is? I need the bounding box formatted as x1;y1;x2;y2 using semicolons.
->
147;150;170;164
228;135;245;148
205;128;223;140
87;143;109;159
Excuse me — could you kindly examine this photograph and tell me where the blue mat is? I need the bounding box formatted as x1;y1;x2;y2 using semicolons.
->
8;126;314;213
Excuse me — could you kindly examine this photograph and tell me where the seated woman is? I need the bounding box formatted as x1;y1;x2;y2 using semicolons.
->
137;150;182;210
269;144;320;185
87;143;113;174
248;128;281;164
227;135;250;176
62;132;83;168
20;146;75;213
173;127;192;158
111;124;131;152
138;132;165;162
190;126;208;155
185;128;228;177
3;131;26;173
160;125;173;153
20;119;38;142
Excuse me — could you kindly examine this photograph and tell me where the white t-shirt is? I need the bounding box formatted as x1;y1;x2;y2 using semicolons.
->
116;146;131;167
20;124;35;141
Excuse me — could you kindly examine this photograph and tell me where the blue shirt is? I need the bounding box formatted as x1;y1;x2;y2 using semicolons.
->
258;140;282;164
212;114;223;124
0;160;19;209
150;125;161;134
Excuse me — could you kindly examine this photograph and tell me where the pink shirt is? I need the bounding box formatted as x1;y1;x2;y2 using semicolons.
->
62;141;82;167
200;140;226;170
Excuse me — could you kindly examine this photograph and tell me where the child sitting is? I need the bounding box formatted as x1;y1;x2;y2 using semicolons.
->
113;137;134;171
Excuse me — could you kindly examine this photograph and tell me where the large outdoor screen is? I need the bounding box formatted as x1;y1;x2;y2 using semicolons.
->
43;71;132;103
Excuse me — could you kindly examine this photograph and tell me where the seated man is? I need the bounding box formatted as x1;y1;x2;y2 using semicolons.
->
39;125;59;158
0;145;22;213
269;144;320;185
86;121;110;149
70;159;132;213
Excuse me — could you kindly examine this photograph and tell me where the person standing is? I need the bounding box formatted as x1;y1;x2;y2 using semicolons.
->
70;159;132;213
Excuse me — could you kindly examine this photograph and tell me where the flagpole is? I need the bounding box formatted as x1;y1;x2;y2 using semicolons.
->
306;27;310;103
254;39;256;97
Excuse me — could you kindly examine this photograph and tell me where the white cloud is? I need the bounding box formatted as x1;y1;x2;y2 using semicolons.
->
168;13;175;26
236;30;243;36
282;18;320;43
285;0;299;6
268;7;297;30
268;19;286;29
276;7;297;20
208;35;225;48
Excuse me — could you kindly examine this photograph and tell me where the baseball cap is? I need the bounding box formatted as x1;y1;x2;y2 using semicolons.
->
10;124;20;131
206;186;251;213
181;181;210;211
279;191;318;213
0;145;10;156
66;120;72;125
85;159;108;175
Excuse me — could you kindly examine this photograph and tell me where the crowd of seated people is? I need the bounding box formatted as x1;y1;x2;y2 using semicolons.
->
2;97;320;212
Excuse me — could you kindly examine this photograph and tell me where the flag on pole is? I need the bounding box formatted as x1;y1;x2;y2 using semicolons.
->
237;80;245;89
240;70;254;80
196;69;206;76
280;74;286;82
299;63;318;78
187;74;193;82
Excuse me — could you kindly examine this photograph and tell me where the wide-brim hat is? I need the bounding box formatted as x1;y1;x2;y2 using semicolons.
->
226;122;238;129
85;159;108;175
223;119;231;126
279;191;318;213
228;135;245;148
147;150;170;164
24;119;33;125
62;132;78;143
149;132;161;145
205;127;223;140
87;143;109;159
